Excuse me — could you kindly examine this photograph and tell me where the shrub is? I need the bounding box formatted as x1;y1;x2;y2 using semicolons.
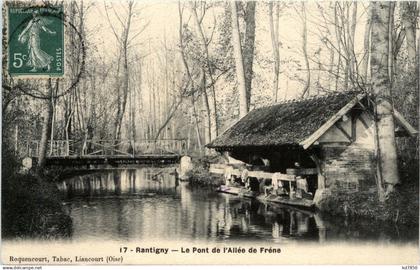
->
2;146;72;239
186;155;225;187
318;182;419;226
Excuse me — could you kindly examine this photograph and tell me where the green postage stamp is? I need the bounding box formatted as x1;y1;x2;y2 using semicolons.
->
7;5;64;77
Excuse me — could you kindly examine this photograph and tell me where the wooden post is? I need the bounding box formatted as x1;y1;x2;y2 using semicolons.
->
289;181;292;198
314;213;326;243
310;154;325;189
351;114;357;142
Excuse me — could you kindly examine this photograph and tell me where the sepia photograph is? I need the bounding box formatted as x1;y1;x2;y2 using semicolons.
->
1;0;419;266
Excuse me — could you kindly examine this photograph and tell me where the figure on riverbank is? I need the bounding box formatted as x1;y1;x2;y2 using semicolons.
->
174;168;179;189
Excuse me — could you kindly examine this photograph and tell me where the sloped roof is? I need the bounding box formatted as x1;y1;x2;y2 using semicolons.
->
207;91;364;149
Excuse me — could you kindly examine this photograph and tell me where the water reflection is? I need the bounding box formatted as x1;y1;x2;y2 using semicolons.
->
60;168;418;244
58;168;179;197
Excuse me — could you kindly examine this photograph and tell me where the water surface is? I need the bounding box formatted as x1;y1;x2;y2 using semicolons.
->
59;167;418;244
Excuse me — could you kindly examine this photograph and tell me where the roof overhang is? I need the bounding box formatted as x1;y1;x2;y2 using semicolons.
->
299;93;366;149
393;109;418;137
299;93;418;149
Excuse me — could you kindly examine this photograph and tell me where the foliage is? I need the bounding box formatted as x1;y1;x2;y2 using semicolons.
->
318;180;419;226
186;155;225;187
393;68;419;162
1;146;72;239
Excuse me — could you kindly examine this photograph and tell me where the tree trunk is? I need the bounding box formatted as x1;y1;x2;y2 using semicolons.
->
190;3;219;139
201;70;212;145
301;2;310;97
243;1;256;107
117;3;133;141
362;3;372;83
37;81;55;170
113;53;123;139
49;81;59;156
110;2;134;142
191;95;203;155
400;1;417;68
334;3;342;91
178;1;206;152
349;2;357;85
327;47;335;91
371;1;399;196
269;2;280;101
231;1;248;117
388;3;395;84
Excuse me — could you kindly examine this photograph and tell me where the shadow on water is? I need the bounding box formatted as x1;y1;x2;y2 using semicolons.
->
59;168;418;244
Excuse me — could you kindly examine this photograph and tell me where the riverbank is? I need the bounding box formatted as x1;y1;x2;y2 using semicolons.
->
318;180;419;226
2;149;72;239
318;159;419;226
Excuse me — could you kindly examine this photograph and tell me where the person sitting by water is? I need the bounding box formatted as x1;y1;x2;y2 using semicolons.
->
296;177;313;199
224;166;233;186
233;174;242;186
276;181;289;197
241;169;249;189
263;178;273;197
289;185;296;199
174;168;179;188
271;173;288;197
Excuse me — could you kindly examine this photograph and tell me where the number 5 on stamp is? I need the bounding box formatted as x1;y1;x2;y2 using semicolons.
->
8;5;64;77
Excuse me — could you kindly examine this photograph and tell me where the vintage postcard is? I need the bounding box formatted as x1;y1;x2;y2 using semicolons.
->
1;0;419;267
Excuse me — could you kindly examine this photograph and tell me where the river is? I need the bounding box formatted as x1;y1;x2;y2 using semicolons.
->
58;167;418;244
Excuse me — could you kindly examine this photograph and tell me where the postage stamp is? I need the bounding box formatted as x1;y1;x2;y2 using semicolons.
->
7;4;64;77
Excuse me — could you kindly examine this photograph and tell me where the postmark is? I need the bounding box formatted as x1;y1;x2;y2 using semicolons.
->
7;4;64;77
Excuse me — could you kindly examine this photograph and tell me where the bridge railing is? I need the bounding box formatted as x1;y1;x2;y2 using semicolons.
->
24;139;188;158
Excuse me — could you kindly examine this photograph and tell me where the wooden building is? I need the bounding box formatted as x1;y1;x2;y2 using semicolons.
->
207;91;417;207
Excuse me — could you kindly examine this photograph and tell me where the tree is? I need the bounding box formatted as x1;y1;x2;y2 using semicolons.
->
231;1;248;117
37;80;57;169
105;1;134;141
300;2;310;97
370;1;399;197
362;3;372;82
348;2;358;86
268;2;280;101
190;1;219;139
243;1;256;107
400;1;417;69
104;1;146;142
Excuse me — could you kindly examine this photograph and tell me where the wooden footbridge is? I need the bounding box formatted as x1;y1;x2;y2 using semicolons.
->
23;139;188;167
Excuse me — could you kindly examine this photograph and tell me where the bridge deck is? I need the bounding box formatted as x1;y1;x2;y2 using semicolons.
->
38;154;181;167
22;139;187;167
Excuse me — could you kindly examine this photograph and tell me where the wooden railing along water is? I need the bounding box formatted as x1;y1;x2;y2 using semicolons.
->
22;139;188;158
